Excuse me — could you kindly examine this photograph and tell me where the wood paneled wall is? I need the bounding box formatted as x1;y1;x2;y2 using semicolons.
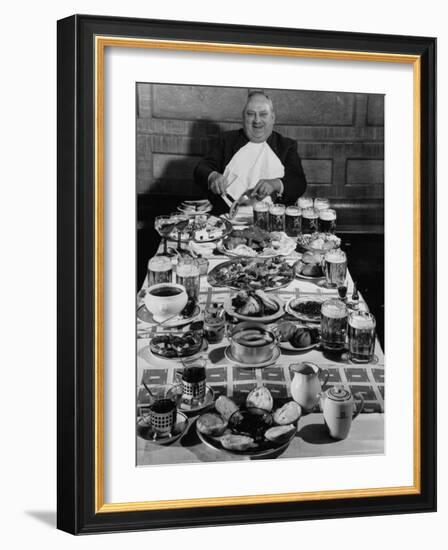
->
136;84;384;232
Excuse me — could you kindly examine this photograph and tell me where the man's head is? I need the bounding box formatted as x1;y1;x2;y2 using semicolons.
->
243;92;275;143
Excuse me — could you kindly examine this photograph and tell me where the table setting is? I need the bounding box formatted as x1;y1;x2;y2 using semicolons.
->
136;197;384;465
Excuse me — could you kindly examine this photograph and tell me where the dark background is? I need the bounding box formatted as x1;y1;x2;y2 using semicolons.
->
136;83;384;346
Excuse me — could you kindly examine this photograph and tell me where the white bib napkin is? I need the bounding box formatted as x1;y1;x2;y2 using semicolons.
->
224;141;285;200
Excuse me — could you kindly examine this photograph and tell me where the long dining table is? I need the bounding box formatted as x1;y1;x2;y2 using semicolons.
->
136;242;384;465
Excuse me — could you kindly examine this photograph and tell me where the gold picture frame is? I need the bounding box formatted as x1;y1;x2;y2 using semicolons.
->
57;15;436;534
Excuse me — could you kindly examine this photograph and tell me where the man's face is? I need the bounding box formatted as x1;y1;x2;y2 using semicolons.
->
243;95;275;143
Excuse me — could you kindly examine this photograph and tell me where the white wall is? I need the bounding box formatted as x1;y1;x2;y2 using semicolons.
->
0;0;445;546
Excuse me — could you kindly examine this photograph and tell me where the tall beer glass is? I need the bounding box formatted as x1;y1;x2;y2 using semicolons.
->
253;201;269;231
318;208;337;234
314;197;330;211
323;249;347;288
269;203;286;232
321;299;348;351
176;258;200;302
348;311;376;363
301;207;318;234
297;197;313;210
147;255;173;286
285;206;302;236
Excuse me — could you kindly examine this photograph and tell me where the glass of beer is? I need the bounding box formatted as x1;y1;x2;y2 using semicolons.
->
285;206;302;237
348;311;376;363
301;207;319;234
321;299;348;352
269;203;286;232
147;255;173;287
314;197;330;211
318;208;337;234
297;197;313;210
253;201;269;231
176;257;200;302
323;248;347;288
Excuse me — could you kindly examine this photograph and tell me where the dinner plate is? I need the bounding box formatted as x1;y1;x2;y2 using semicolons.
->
223;294;285;323
137;411;189;445
148;340;207;363
196;417;296;458
220;232;297;259
137;303;201;328
170;217;232;244
285;296;325;324
295;272;325;281
177;203;213;216
221;213;253;226
224;345;281;368
207;258;295;292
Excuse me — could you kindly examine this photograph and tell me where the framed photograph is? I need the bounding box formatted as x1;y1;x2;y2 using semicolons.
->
57;14;436;534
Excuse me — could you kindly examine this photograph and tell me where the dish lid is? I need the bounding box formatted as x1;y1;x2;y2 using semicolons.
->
326;385;352;401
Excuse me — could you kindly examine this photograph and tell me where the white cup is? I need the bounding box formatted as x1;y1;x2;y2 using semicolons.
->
144;283;188;323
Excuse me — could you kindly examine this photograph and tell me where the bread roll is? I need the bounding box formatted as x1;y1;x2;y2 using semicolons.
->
246;386;273;412
220;434;255;451
265;424;296;443
215;396;239;420
273;401;302;425
197;413;227;436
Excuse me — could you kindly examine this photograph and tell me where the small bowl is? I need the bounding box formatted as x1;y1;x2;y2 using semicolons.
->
228;408;273;442
144;283;188;323
228;322;277;363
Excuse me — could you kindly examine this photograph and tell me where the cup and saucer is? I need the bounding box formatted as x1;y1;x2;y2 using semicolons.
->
137;410;189;446
169;384;215;415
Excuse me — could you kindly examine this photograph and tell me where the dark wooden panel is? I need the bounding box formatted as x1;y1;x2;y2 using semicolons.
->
367;95;385;126
346;159;384;185
152;84;248;121
265;88;356;125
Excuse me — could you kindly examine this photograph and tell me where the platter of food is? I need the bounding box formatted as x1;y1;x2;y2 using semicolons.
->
170;215;232;243
275;321;320;351
177;199;212;216
207;256;295;291
221;227;296;258
296;232;341;253
149;331;204;360
294;251;325;280
286;296;325;323
196;389;300;457
223;290;285;322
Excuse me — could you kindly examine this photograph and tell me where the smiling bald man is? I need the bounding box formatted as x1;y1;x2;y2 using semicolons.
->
194;91;307;212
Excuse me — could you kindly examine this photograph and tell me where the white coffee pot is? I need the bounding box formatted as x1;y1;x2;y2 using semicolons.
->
320;385;364;440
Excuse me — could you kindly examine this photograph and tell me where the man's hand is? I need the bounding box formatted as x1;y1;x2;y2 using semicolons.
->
208;172;228;195
251;178;282;200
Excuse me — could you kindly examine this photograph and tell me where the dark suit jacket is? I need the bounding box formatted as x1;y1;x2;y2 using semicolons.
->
194;129;307;212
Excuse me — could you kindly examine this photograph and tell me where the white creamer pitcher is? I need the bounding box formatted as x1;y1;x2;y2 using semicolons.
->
290;362;329;412
320;385;364;440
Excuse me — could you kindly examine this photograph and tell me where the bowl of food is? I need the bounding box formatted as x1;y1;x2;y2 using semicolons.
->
149;330;203;359
297;232;341;253
228;322;278;364
196;391;299;457
275;321;320;351
286;296;325;323
294;250;325;279
224;289;284;322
